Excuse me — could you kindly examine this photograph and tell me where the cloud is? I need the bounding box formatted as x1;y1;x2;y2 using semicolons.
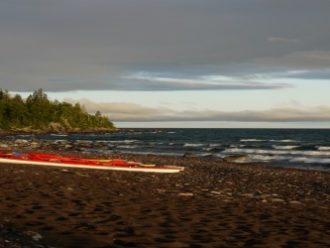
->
255;50;330;69
69;98;330;122
268;37;300;44
121;73;291;91
0;0;330;91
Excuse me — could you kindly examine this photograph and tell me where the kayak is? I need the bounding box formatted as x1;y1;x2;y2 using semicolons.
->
0;151;184;173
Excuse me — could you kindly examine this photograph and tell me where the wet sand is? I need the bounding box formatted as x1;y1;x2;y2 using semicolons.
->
1;154;329;247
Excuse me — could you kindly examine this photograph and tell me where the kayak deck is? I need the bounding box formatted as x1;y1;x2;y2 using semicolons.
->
0;151;184;173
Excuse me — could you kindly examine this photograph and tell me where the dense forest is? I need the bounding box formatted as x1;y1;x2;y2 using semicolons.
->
0;89;114;132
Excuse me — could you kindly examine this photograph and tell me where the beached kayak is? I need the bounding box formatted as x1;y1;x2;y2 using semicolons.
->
0;151;184;173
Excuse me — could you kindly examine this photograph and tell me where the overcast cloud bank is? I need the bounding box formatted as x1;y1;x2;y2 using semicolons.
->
68;99;330;123
1;0;330;91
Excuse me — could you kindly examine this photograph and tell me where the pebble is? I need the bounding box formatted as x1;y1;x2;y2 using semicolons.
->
75;172;89;177
15;139;28;144
178;192;194;197
30;142;40;148
241;193;254;198
260;194;271;199
24;231;43;241
211;191;222;195
271;198;285;203
289;200;302;205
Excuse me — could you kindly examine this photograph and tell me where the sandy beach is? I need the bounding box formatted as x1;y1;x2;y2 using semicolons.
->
0;153;329;247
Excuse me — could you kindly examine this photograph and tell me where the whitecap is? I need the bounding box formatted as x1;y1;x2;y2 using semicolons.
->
272;145;299;150
289;157;330;164
116;145;139;149
203;147;222;152
317;146;330;151
248;154;288;162
222;148;330;157
209;144;221;147
109;139;138;144
270;139;298;143
50;134;68;137
240;139;266;142
226;153;330;165
184;143;205;147
53;139;68;143
192;152;214;157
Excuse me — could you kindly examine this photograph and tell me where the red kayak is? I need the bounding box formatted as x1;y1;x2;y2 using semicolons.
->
0;151;184;173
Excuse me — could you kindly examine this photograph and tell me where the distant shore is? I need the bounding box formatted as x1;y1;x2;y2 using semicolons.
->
1;151;329;247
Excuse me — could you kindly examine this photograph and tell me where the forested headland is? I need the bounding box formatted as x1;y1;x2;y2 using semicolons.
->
0;89;115;133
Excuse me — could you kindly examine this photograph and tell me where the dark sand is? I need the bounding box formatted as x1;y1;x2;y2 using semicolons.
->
1;154;329;247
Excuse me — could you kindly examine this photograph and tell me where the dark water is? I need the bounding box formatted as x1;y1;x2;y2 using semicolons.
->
15;129;330;171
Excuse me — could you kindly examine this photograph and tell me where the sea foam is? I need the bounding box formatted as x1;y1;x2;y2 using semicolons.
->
240;139;266;142
317;146;330;151
272;145;299;150
223;148;330;157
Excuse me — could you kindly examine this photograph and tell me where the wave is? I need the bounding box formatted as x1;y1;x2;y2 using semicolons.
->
50;134;68;137
53;139;68;143
223;153;330;166
209;143;221;147
272;145;299;150
230;144;247;148
184;143;205;147
203;147;223;152
289;157;330;164
223;148;330;157
240;139;266;142
186;152;214;158
109;140;138;144
94;140;113;144
116;145;139;149
149;131;163;134
317;146;330;151
270;139;298;143
17;134;34;137
246;154;286;163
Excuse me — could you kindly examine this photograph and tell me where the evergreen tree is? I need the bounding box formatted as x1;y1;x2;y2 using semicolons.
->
0;89;114;132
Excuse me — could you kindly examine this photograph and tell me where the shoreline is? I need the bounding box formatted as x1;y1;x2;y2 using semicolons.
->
0;129;120;136
1;132;330;173
1;152;329;247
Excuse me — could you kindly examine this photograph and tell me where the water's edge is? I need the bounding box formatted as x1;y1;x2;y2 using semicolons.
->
1;128;330;172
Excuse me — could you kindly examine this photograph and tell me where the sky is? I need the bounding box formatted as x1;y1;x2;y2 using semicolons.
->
1;0;330;128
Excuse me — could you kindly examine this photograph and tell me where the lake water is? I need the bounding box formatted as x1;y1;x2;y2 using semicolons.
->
26;128;330;172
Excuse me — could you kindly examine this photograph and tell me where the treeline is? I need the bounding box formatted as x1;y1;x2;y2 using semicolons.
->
0;89;114;132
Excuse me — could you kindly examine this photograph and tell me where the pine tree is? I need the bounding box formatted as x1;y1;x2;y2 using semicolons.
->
0;89;114;132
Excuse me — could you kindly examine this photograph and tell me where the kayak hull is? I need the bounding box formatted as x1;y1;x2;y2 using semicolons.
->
0;157;183;173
